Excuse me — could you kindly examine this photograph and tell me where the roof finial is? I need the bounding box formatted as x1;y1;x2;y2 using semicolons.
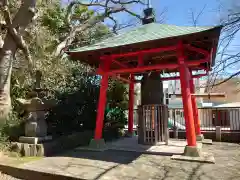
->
142;0;155;24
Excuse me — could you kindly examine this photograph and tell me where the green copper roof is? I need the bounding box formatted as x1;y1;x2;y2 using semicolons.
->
69;23;218;53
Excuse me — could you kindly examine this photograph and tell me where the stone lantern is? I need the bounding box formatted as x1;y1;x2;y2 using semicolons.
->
17;97;53;144
14;70;56;156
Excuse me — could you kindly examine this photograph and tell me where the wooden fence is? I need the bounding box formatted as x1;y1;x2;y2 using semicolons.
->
137;105;168;145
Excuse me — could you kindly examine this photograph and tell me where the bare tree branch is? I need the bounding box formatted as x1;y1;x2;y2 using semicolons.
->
123;8;142;20
65;0;107;26
108;16;118;33
56;0;144;56
111;0;145;5
190;4;206;26
210;70;240;87
207;10;240;88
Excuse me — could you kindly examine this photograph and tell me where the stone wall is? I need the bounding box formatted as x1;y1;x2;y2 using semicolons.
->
43;131;94;156
12;131;94;157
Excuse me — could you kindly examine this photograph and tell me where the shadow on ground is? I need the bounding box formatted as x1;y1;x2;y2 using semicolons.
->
55;149;142;164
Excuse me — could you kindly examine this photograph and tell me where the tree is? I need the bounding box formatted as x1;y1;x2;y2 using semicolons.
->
54;0;146;56
205;1;240;88
0;0;147;121
0;0;37;122
185;1;240;91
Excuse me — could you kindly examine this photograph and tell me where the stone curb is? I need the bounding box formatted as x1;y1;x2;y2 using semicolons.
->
0;164;85;180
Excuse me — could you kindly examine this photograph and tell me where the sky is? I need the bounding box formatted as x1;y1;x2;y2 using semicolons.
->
130;0;222;26
61;0;225;26
61;0;238;40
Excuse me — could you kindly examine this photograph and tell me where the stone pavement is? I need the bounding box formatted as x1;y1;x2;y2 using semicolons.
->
105;137;186;155
18;140;240;180
0;172;21;180
0;155;40;180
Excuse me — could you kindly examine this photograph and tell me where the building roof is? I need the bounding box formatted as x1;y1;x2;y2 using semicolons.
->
69;23;217;53
67;23;222;70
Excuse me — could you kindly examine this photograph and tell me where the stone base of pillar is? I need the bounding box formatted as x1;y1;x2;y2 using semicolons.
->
88;139;106;150
74;139;108;152
183;145;202;157
125;131;135;137
171;145;215;163
196;134;204;141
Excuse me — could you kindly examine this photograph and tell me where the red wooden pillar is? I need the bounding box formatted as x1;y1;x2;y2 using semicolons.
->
94;58;110;140
189;72;201;136
177;42;196;146
128;74;135;135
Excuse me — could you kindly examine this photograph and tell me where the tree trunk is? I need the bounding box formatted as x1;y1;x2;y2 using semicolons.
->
0;49;13;122
0;0;37;121
141;72;164;105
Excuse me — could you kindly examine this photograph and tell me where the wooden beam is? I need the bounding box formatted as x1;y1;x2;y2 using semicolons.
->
107;58;209;76
91;69;131;84
101;45;178;59
192;93;226;98
169;93;226;98
162;72;207;81
111;58;128;68
100;44;210;60
134;72;207;83
185;44;210;57
100;55;128;68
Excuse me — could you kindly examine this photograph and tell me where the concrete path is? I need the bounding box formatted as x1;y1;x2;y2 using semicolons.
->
19;141;240;180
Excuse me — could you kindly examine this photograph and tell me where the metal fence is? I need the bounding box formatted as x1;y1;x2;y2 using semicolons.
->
131;107;240;132
168;107;240;132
